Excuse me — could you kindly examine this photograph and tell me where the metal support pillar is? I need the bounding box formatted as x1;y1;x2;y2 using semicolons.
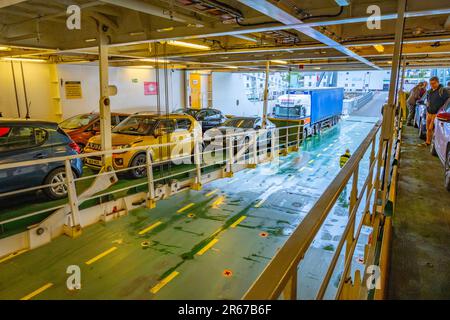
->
146;147;156;209
99;24;113;169
377;0;406;213
225;136;234;177
64;159;82;238
262;61;270;129
192;133;203;190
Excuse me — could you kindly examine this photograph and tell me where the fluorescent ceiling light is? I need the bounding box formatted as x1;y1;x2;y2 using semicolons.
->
2;57;46;63
232;35;258;43
226;66;239;69
85;38;97;42
0;46;11;51
334;0;350;6
140;58;170;63
164;40;210;50
157;27;174;32
373;44;385;53
270;60;288;65
313;67;322;70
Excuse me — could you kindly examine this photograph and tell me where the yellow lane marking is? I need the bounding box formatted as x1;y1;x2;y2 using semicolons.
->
197;239;219;256
0;249;27;264
254;198;266;208
177;203;194;213
85;246;118;265
206;189;219;197
230;216;247;228
150;271;180;294
20;283;53;300
308;159;315;164
138;221;163;235
212;196;225;209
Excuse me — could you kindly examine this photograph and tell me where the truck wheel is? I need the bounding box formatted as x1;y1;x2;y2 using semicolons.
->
43;167;75;200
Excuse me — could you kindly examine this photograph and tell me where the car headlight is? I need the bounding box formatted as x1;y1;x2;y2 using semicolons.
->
113;144;131;150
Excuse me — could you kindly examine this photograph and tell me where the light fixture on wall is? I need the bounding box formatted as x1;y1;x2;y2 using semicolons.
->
139;58;170;63
373;44;385;53
2;57;46;63
270;60;288;65
164;40;210;50
84;38;97;43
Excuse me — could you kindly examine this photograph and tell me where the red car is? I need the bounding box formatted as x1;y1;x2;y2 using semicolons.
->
60;112;129;152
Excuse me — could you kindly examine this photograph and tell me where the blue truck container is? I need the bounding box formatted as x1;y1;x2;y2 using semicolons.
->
270;87;344;137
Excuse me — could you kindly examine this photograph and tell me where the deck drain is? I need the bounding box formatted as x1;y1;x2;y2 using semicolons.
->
223;269;233;277
259;232;268;238
141;241;150;248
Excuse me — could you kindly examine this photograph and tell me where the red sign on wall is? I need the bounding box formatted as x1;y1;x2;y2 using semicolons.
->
144;81;158;95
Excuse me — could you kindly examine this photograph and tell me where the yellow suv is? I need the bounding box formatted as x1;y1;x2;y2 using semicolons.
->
84;113;201;178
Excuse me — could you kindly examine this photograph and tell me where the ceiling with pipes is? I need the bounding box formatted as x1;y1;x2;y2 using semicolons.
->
1;0;450;71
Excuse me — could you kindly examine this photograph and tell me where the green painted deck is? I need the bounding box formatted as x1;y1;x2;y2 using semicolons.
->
0;116;379;300
388;125;450;299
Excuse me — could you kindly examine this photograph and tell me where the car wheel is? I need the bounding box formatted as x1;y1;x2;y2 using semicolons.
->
445;148;450;192
430;135;437;156
43;167;75;200
129;153;147;179
418;119;426;139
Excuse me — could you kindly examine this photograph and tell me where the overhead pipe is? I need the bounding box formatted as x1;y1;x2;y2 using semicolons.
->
19;62;30;119
99;0;202;24
10;61;21;118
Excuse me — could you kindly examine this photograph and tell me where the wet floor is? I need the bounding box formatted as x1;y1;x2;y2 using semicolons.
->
0;116;379;300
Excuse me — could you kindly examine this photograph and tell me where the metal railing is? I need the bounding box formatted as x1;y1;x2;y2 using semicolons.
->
243;120;383;300
0;123;303;235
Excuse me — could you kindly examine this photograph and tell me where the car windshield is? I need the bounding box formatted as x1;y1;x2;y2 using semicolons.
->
60;114;97;129
222;118;255;128
112;115;157;135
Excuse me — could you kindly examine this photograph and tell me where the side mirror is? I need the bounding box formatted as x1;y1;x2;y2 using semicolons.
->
437;112;450;122
154;128;163;137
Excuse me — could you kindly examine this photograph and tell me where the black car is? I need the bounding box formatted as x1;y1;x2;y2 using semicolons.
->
173;108;226;131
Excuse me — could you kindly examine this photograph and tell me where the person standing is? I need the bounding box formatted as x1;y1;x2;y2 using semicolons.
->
419;77;449;146
406;82;425;126
339;149;351;168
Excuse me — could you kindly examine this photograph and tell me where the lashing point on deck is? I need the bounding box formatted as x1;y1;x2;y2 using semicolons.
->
63;224;82;238
191;182;203;191
146;198;156;209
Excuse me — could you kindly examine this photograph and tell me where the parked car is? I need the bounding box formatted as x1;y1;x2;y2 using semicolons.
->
60;112;129;152
414;100;427;139
84;113;201;178
206;116;276;154
0;119;83;200
430;104;450;191
173;108;226;131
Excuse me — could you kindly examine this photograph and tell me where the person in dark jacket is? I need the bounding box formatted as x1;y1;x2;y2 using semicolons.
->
406;82;426;126
420;77;450;146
